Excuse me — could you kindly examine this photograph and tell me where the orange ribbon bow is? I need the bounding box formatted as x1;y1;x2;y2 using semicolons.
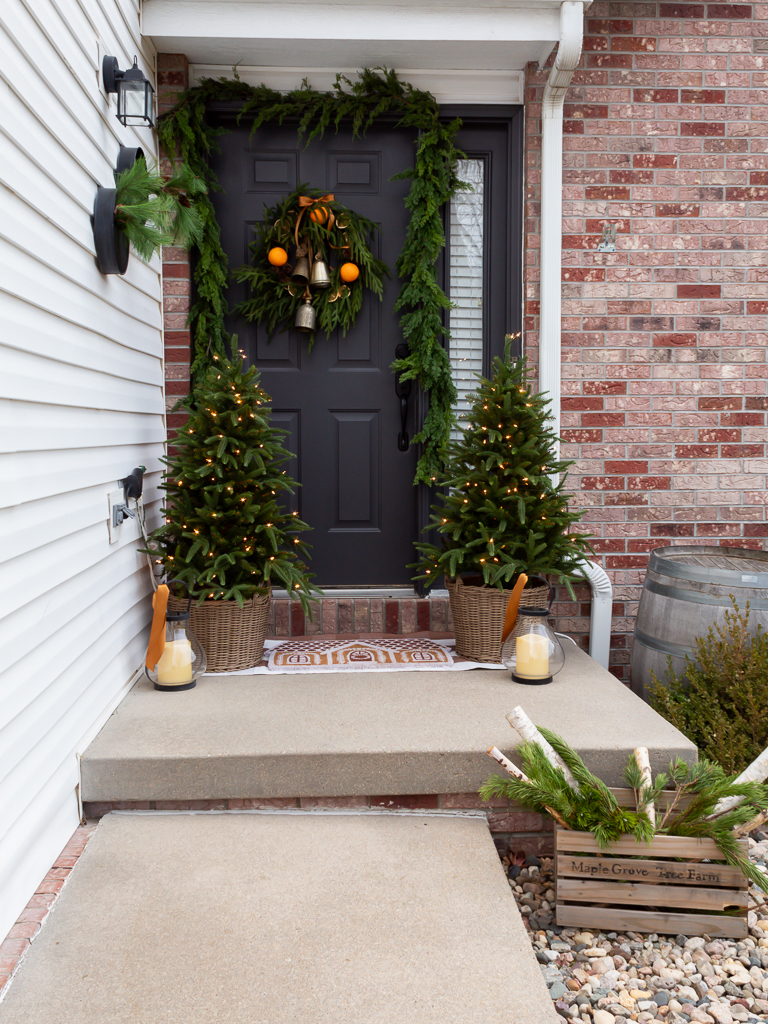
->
295;194;336;243
298;194;334;208
145;584;169;672
501;574;528;645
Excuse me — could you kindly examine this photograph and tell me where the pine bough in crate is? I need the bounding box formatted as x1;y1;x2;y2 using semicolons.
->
482;707;768;938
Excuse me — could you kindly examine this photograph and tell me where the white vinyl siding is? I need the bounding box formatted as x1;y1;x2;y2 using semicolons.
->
0;0;164;943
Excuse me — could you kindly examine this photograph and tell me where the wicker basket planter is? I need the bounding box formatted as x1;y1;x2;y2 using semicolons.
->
555;825;749;939
168;590;271;673
446;575;550;663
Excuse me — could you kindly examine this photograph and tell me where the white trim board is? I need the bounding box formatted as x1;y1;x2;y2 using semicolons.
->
190;66;524;105
144;0;562;71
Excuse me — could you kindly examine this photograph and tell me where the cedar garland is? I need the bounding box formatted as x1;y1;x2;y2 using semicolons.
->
113;157;206;261
157;68;468;483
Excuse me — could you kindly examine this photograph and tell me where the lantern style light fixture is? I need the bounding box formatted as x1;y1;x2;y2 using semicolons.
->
102;55;155;128
502;607;566;686
145;581;206;692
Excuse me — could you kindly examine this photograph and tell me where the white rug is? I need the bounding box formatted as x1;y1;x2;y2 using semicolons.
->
205;638;505;675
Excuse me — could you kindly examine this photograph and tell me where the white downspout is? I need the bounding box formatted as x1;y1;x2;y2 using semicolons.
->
579;558;613;668
538;1;613;670
539;0;584;449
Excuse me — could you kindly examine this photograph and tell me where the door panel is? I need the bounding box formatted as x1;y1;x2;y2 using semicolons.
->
334;411;378;525
327;151;380;192
270;410;300;517
246;151;298;192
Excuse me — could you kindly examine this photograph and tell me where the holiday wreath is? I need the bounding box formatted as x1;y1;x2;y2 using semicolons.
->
233;187;388;347
157;68;468;483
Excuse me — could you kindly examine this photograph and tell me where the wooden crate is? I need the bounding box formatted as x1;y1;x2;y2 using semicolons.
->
555;826;750;938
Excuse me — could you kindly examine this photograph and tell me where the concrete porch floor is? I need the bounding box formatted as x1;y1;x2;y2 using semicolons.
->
81;641;696;805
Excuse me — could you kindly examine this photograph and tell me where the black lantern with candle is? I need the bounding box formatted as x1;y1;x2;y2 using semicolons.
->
502;608;565;685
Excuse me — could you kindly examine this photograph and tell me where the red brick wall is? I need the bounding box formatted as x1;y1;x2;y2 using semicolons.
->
157;54;192;445
525;1;768;680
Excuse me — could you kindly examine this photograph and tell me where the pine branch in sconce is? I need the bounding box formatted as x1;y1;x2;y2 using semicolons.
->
93;152;206;275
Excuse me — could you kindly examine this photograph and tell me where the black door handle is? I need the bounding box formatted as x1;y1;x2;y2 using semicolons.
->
395;343;411;451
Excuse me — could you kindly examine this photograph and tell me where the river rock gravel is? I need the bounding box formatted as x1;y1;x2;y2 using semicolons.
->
502;831;768;1024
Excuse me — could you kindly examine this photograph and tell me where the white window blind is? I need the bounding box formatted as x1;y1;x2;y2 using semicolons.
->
449;159;484;440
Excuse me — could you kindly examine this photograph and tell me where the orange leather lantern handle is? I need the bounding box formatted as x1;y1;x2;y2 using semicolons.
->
145;584;169;672
501;574;528;644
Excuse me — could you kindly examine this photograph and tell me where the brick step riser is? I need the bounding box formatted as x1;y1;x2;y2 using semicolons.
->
267;596;453;638
82;798;553;859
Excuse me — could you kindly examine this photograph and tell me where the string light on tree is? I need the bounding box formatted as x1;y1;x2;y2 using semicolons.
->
147;351;319;612
414;338;593;595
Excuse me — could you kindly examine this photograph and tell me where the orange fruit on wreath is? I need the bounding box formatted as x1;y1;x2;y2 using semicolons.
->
340;262;359;283
268;247;288;267
309;205;330;224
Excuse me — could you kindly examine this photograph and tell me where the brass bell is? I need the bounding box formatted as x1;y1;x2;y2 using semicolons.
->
291;255;310;286
294;297;316;333
310;256;331;290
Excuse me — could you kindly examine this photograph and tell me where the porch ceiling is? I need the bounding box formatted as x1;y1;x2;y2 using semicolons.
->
142;0;575;72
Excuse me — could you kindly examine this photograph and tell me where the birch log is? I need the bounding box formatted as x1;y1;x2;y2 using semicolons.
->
486;748;570;830
487;746;529;782
709;745;768;818
733;807;768;839
634;746;656;828
506;706;580;793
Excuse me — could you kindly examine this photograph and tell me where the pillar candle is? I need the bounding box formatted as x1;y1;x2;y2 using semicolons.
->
515;633;550;678
156;638;193;684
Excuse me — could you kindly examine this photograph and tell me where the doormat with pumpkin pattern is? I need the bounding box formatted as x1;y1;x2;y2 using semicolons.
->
266;637;455;671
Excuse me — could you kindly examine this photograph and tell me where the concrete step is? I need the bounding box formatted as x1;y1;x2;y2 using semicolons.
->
81;643;696;804
0;811;560;1024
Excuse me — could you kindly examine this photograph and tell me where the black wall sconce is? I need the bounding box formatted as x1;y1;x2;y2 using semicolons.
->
102;56;155;128
93;146;143;275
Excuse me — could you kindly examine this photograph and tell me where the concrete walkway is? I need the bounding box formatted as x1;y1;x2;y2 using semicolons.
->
0;812;559;1024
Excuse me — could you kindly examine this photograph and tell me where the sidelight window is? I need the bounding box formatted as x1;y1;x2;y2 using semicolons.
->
448;158;485;439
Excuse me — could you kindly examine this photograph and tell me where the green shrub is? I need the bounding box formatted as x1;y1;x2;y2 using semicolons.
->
649;598;768;775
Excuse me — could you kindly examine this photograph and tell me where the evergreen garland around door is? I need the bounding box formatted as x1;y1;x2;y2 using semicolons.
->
157;68;469;484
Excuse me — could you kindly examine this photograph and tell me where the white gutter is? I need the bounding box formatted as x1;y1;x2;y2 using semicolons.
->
537;1;613;670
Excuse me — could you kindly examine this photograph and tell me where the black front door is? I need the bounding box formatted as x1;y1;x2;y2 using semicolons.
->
211;117;418;586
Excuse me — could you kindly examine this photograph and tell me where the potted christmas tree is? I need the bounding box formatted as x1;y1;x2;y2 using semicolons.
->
414;339;592;662
148;353;319;671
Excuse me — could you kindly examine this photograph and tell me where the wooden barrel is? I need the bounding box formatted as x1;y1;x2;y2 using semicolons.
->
630;545;768;701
